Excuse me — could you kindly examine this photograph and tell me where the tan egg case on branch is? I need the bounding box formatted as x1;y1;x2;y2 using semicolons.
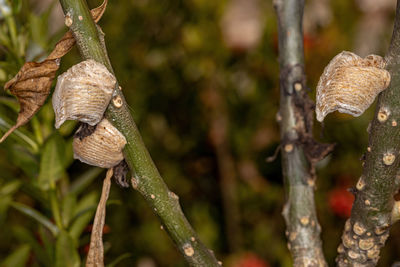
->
316;51;391;122
73;118;127;168
52;59;116;128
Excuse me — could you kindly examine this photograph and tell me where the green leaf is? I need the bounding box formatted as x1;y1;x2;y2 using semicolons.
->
37;102;55;139
0;68;6;83
68;167;103;196
0;97;19;112
37;133;66;190
28;15;49;51
64;137;74;168
0;26;11;50
10;201;59;236
38;226;56;265
55;230;80;267
69;191;98;240
31;116;44;145
12;225;52;267
0;180;22;224
8;145;39;178
27;2;54;52
16;32;27;58
0;61;19;79
0;180;22;195
58;120;78;137
18;182;48;208
0;115;39;153
61;194;77;228
106;253;132;267
11;0;22;14
0;244;30;267
0;195;11;223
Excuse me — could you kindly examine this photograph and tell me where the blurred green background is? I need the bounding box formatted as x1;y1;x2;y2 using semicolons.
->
0;0;399;266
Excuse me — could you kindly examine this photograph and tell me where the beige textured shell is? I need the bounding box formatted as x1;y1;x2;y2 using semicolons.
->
316;51;391;122
73;119;126;168
52;59;116;128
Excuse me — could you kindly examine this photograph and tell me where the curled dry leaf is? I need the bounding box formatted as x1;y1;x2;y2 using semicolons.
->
316;51;391;122
1;60;60;143
90;0;108;24
86;168;112;267
0;0;108;143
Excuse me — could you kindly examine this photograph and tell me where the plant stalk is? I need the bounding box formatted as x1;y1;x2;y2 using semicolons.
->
58;0;220;265
49;187;63;230
274;0;328;265
201;85;242;252
336;0;400;265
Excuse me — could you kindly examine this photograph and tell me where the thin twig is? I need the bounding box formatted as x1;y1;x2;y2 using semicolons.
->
201;85;242;252
336;1;400;265
274;0;329;265
57;0;220;265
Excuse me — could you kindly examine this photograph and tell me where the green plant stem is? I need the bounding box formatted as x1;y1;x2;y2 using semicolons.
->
274;0;328;265
58;0;220;266
49;186;63;230
336;1;400;266
2;1;23;65
31;117;43;145
201;86;242;252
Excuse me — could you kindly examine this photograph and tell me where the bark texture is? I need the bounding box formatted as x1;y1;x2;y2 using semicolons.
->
274;0;332;266
336;1;400;266
58;0;220;266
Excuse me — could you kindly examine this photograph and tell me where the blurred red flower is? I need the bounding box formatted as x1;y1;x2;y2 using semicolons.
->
232;253;269;267
328;187;354;218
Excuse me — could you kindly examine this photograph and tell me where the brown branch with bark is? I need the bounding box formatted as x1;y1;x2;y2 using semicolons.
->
336;0;400;265
274;0;333;265
57;0;221;265
201;84;242;252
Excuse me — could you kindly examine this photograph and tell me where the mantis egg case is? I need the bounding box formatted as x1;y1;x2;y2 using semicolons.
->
316;51;390;122
73;119;126;168
52;59;116;128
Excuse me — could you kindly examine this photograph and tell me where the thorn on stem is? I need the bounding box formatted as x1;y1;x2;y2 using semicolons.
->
65;13;73;27
131;176;138;189
183;243;194;257
383;152;396;165
377;107;390;122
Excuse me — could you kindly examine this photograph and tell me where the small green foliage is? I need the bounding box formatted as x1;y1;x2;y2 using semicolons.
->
0;3;104;264
37;133;67;190
0;244;30;267
10;201;59;236
55;230;81;267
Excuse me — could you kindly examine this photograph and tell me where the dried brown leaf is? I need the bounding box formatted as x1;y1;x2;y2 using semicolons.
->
0;0;108;142
1;60;60;142
46;32;75;60
86;168;112;267
91;0;108;23
47;0;107;60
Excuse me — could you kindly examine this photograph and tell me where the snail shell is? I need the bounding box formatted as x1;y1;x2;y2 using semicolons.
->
73;119;126;168
52;59;116;128
316;51;391;122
